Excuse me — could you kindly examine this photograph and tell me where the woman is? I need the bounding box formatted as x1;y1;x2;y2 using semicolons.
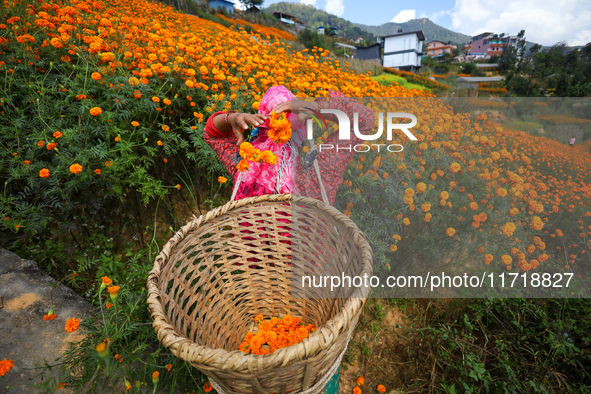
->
204;85;374;205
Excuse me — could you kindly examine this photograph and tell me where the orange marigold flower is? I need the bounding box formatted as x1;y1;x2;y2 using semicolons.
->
69;164;83;174
237;159;249;172
107;285;120;294
157;140;163;146
56;382;66;390
501;222;516;237
115;136;121;142
46;142;57;150
449;162;461;173
131;121;139;127
96;342;109;358
166;363;172;372
204;382;213;393
446;227;456;237
101;276;113;286
390;244;398;252
377;385;386;393
106;302;113;309
260;150;278;165
218;176;228;184
152;371;160;384
176;184;181;190
268;112;291;144
94;169;101;175
105;161;113;167
65;318;80;333
39;168;50;178
53;131;62;138
353;387;362;394
91;72;101;81
356;377;365;386
43;313;57;321
152;96;160;103
100;52;115;62
0;359;14;377
37;140;45;147
90;107;102;116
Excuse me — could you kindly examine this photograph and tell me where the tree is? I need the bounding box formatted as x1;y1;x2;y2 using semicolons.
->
499;45;518;72
516;30;527;72
239;0;262;9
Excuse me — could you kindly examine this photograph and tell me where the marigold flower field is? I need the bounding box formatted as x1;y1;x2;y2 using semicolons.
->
335;98;591;292
1;0;591;390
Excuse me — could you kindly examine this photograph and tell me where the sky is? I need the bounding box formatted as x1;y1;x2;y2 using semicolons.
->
240;0;591;46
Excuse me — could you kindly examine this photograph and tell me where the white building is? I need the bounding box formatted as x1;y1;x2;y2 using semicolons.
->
382;29;425;71
317;26;325;35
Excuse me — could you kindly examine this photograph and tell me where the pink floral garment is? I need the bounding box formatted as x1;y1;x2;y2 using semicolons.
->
203;85;374;205
234;86;306;200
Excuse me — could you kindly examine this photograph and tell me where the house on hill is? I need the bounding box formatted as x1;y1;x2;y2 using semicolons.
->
317;26;325;35
355;43;381;64
196;0;234;13
332;42;357;57
426;40;457;58
467;32;524;59
244;5;261;14
272;12;305;29
382;29;425;71
329;26;339;36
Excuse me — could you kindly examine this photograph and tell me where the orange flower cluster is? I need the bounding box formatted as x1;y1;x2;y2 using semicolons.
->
69;163;83;174
44;312;57;321
1;0;430;105
534;114;591;125
268;111;291;144
0;359;14;377
237;142;278;172
65;317;80;332
239;315;316;355
215;14;296;41
383;67;448;90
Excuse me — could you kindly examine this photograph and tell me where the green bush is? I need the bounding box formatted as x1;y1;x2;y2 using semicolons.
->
426;298;591;393
0;26;239;285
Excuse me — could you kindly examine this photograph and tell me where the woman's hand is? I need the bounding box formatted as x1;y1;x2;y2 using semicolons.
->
272;99;320;122
217;112;266;146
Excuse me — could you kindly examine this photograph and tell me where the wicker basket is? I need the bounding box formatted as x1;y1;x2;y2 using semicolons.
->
147;194;373;394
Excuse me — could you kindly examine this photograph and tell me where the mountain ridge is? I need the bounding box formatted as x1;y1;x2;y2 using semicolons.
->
263;2;472;46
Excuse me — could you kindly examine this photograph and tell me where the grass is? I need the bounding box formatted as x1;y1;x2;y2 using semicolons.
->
370;73;431;91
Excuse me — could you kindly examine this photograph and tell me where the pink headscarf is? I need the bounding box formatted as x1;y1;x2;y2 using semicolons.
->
233;85;306;200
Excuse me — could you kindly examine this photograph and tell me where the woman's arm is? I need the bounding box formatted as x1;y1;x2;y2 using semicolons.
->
203;111;267;179
203;111;240;179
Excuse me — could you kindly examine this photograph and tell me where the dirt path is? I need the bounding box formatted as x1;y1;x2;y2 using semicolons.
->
0;248;92;393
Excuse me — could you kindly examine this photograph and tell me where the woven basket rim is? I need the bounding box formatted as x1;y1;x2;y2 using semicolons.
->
147;194;373;373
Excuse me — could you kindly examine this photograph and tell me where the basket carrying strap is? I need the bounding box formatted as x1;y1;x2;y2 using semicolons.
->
230;144;330;205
